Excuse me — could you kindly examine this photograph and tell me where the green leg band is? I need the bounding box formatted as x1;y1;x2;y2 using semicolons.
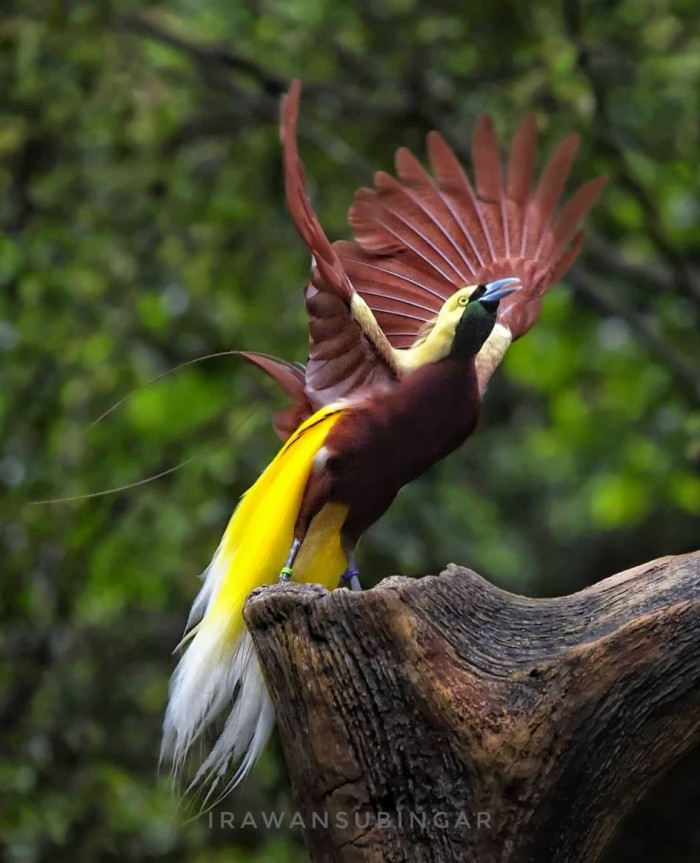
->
279;538;301;583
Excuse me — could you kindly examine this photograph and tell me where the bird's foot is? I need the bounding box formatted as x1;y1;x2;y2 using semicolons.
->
340;568;362;592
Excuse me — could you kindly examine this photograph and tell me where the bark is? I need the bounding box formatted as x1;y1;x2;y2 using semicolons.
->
244;551;700;863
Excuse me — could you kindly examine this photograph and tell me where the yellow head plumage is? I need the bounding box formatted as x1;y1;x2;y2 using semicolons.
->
394;285;482;374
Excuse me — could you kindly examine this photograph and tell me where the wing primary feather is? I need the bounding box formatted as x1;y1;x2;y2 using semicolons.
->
281;81;399;406
472;116;509;258
427;131;492;266
351;198;461;284
334;250;447;302
379;331;422;338
530;134;580;257
394;148;477;278
507;114;538;204
548;230;585;288
372;174;469;280
507;114;538;258
280;80;353;300
368;307;432;323
375;170;471;282
355;289;436;316
550;176;608;261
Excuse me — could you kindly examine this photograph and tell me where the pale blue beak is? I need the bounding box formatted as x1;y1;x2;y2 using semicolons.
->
482;277;521;304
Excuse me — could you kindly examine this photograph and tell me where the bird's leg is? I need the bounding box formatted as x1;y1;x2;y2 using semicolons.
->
340;549;362;592
278;538;301;582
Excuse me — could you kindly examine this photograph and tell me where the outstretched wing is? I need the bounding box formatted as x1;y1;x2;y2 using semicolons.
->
335;116;607;352
281;81;400;409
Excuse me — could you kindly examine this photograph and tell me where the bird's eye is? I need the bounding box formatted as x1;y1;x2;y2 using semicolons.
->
458;295;469;307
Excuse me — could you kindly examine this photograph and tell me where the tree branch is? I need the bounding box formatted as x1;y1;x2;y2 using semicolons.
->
118;12;289;96
245;551;700;863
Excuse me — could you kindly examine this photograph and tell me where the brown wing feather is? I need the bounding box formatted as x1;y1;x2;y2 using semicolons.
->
280;80;397;410
281;81;353;302
394;148;477;279
427;130;494;264
472;116;508;259
235;351;311;441
506;114;537;256
337;116;606;344
528;134;581;258
507;115;537;205
548;176;609;263
351;188;465;285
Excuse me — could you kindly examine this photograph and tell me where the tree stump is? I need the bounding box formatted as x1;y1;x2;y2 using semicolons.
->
244;551;700;863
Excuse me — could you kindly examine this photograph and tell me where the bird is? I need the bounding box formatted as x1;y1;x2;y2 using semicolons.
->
162;80;605;802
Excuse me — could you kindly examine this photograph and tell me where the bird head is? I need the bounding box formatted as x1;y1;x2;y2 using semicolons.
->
450;277;521;360
394;277;521;373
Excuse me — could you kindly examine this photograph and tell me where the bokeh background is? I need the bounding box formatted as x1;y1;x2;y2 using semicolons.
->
2;0;699;860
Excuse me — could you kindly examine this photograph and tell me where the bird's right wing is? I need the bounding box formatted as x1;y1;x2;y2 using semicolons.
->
281;81;407;409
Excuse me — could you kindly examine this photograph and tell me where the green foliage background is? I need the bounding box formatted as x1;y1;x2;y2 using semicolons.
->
1;0;699;860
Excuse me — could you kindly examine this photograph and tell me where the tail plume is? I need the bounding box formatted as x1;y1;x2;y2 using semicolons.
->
162;407;345;803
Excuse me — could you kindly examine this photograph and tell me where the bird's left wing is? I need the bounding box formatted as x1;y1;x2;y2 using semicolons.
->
281;81;402;409
335;116;606;385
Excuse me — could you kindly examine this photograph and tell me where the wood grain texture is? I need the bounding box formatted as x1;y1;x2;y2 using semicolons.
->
244;551;700;863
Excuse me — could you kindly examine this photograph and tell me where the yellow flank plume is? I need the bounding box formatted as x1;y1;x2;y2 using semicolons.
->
293;500;349;583
203;405;348;643
162;406;350;791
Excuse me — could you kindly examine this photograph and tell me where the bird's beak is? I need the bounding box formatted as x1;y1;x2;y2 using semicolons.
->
482;277;521;303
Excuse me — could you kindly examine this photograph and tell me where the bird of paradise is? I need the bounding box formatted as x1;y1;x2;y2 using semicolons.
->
162;81;605;801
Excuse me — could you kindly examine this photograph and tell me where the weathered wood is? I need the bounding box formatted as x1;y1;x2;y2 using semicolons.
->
244;551;700;863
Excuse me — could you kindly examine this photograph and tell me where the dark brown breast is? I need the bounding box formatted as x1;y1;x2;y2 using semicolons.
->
322;358;482;541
